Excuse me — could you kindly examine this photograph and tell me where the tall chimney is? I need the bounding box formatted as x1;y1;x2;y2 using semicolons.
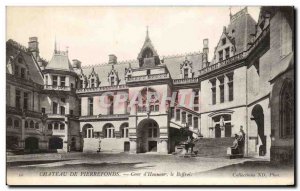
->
28;37;39;59
202;39;209;68
108;54;117;64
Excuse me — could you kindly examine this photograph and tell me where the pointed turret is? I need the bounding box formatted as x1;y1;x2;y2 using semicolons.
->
137;27;160;67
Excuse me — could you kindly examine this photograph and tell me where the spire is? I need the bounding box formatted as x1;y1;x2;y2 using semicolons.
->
146;25;150;41
229;6;232;20
54;36;57;53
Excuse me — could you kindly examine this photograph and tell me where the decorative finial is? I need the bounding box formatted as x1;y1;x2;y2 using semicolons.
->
54;36;57;53
229;6;232;19
146;25;149;40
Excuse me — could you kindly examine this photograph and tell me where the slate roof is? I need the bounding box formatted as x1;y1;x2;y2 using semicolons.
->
6;39;44;84
46;51;74;71
226;8;257;54
81;51;203;87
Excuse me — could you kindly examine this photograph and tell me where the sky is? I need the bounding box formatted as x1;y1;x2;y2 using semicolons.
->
6;6;260;66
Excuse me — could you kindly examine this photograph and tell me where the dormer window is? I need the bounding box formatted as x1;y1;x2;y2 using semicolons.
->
184;68;189;79
219;50;223;61
88;68;99;88
222;38;226;45
60;76;66;87
20;68;25;79
143;48;153;58
225;47;230;59
110;76;115;86
180;58;193;79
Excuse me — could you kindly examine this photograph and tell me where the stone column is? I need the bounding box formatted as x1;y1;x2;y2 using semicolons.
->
63;118;69;153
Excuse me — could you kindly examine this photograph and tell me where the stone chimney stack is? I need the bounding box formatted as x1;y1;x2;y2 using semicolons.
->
72;59;82;69
28;37;39;59
202;39;209;68
108;54;117;64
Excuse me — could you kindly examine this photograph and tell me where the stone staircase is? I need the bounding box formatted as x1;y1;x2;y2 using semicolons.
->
193;137;235;157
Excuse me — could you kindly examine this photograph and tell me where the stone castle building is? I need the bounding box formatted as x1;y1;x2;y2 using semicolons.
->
6;7;294;163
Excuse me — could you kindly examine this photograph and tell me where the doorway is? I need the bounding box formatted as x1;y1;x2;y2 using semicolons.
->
124;141;130;152
148;141;157;152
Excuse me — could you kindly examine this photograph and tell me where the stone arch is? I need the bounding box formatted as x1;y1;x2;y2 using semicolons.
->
279;79;294;138
120;122;129;138
137;118;159;153
82;124;94;138
103;123;115;138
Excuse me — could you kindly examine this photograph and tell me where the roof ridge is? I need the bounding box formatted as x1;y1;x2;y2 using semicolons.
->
81;51;202;68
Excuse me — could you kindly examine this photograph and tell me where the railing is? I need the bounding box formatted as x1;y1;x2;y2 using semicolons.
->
44;85;73;91
6;74;43;89
199;25;270;75
76;84;128;93
6;106;42;118
79;113;129;120
199;51;247;75
126;73;170;82
173;78;199;85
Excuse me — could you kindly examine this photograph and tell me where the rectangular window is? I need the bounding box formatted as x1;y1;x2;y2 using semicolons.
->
109;96;114;115
21;68;26;79
42;107;46;114
182;112;186;124
211;79;216;105
184;68;189;79
60;106;65;115
147;69;151;75
52;76;58;87
53;102;58;114
80;80;84;88
70;110;73;115
176;109;180;121
225;47;230;59
188;114;192;127
60;76;66;87
170;107;175;119
193;117;198;129
219;77;224;103
88;97;93;115
91;79;95;88
218;50;223;61
227;74;234;101
61;98;66;103
23;92;28;110
15;66;19;76
110;77;115;86
15;90;21;109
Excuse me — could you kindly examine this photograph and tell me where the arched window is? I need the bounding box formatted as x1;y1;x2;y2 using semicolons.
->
60;123;65;130
30;121;34;128
120;123;129;138
54;123;59;130
103;124;115;138
7;117;13;127
280;80;294;138
14;119;20;128
25;121;29;128
35;122;39;129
